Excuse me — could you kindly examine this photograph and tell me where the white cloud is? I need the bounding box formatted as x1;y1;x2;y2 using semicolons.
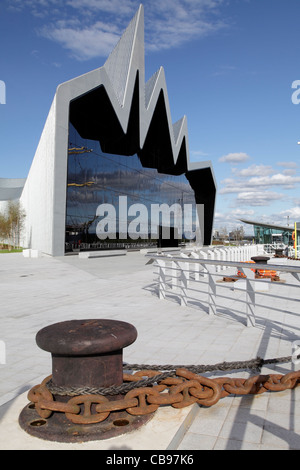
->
7;0;64;13
145;0;227;52
7;0;228;60
213;208;255;233
219;152;250;163
215;208;255;221
277;161;298;169
40;20;122;60
220;172;300;195
66;0;137;15
293;197;300;206
279;206;300;220
220;162;300;215
236;191;283;207
190;149;210;158
282;168;297;176
232;164;274;177
231;208;255;217
211;65;237;77
219;160;300;211
249;173;300;188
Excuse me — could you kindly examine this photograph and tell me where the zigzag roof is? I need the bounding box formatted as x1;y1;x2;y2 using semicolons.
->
103;4;189;167
63;4;215;183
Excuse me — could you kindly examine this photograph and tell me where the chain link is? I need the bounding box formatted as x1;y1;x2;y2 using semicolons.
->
27;368;300;425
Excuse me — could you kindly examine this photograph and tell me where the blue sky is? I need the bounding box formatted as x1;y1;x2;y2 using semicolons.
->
1;0;300;234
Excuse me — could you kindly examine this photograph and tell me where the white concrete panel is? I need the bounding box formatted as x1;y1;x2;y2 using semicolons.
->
20;97;57;255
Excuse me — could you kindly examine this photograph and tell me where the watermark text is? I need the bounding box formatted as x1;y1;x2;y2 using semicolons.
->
292;340;300;365
0;80;6;104
95;196;204;242
291;80;300;105
0;341;6;365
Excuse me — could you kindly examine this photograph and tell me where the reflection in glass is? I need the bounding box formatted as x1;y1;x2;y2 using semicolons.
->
65;123;197;252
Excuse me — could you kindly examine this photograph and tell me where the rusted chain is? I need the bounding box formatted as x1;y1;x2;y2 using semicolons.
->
124;355;294;373
28;368;300;425
45;355;294;396
46;371;175;396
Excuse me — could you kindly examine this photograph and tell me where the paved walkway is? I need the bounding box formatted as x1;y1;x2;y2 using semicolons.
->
0;251;299;450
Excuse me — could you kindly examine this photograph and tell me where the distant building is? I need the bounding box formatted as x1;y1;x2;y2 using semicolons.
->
213;229;220;239
240;219;294;245
0;178;26;213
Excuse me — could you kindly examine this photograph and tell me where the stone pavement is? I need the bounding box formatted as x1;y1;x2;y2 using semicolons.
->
0;251;299;450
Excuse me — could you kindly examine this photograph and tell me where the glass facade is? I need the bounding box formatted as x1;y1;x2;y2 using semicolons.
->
65;123;197;252
253;224;293;246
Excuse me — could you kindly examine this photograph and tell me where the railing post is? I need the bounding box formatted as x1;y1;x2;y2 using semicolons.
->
191;251;200;281
203;262;216;316
180;253;190;284
208;249;216;273
178;253;189;306
224;248;230;269
214;249;222;272
246;277;256;327
156;259;166;300
199;250;208;278
242;266;256;327
219;248;227;270
166;254;178;291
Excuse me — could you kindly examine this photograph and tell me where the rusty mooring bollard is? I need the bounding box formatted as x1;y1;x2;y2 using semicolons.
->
36;319;137;389
251;256;270;264
19;319;153;443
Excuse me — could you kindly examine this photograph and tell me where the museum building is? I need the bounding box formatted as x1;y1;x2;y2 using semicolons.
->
2;5;216;256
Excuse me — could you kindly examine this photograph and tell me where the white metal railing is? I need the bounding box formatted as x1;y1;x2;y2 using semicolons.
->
264;243;290;255
147;249;300;328
291;245;300;259
263;243;285;254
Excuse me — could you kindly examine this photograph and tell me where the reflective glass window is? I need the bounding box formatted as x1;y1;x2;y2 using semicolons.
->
65;123;197;252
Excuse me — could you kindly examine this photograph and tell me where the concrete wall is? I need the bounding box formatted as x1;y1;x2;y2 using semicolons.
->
20;97;58;254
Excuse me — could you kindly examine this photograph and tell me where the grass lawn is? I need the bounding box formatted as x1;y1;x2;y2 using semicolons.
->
0;248;23;253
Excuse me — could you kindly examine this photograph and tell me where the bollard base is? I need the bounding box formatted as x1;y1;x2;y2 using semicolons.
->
19;402;153;443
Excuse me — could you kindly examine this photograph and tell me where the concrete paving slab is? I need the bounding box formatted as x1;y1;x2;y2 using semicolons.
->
0;251;299;450
0;391;198;450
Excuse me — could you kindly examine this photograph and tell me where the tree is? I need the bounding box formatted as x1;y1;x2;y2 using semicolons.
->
7;201;26;248
0;213;9;247
0;201;26;249
219;226;228;243
231;226;245;244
